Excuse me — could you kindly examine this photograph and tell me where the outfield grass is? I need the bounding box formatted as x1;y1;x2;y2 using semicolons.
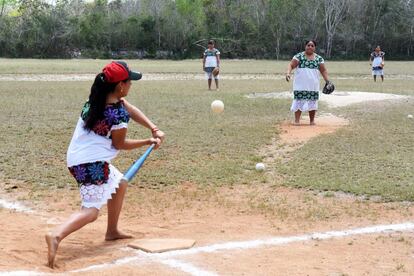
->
0;58;413;77
0;60;413;201
279;99;414;201
0;79;289;190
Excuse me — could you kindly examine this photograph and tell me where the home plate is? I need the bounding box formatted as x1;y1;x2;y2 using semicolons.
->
128;239;196;253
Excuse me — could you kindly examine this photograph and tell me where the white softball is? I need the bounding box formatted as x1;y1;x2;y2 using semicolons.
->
408;114;413;119
211;100;224;113
255;163;265;171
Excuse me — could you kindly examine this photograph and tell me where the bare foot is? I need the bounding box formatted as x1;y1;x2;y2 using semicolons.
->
45;233;59;268
105;230;134;241
310;121;316;125
293;121;300;126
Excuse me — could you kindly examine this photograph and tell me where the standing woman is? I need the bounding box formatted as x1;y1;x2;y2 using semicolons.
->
203;40;221;91
370;45;385;82
286;40;330;125
45;61;165;268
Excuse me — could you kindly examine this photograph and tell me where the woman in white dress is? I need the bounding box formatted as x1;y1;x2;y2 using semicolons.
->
370;45;385;82
286;40;330;125
203;40;221;91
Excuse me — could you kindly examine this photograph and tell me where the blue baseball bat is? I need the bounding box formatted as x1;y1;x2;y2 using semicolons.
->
122;144;155;182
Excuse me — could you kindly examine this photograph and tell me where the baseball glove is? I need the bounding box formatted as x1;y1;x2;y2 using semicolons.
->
212;67;220;77
322;81;335;94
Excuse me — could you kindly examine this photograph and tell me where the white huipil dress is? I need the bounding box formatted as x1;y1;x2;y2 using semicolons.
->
290;52;325;112
371;51;385;76
67;101;129;209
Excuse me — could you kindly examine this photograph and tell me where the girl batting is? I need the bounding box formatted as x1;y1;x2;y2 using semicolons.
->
45;61;165;268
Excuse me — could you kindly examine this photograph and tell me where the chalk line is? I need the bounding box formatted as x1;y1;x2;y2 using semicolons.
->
0;199;34;214
160;259;218;276
65;221;414;274
2;222;413;275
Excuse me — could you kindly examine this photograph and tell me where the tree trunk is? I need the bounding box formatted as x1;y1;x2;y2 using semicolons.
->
1;0;5;17
276;36;280;60
324;0;348;58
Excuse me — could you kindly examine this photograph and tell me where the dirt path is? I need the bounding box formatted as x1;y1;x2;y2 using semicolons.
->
248;91;410;108
1;73;414;81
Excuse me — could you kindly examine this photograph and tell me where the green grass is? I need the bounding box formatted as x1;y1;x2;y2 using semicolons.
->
0;58;413;76
0;59;413;201
0;79;289;189
279;99;414;201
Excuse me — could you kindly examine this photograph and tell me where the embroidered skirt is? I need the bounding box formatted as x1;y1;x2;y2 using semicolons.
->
372;66;384;76
290;90;318;112
69;161;123;209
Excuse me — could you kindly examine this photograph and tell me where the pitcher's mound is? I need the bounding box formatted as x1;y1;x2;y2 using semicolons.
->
128;238;196;253
280;113;349;144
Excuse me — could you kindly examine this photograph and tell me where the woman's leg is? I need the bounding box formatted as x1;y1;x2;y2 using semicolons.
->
46;207;99;268
309;110;316;125
105;181;132;240
294;110;301;124
208;79;212;90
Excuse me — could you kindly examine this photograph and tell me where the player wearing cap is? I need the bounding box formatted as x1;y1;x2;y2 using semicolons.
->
45;61;165;268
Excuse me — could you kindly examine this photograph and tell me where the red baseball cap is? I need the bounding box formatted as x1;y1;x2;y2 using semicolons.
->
102;61;142;83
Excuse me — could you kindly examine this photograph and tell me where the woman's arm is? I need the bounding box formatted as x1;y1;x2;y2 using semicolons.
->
216;53;220;67
121;98;165;143
111;128;161;150
286;59;299;81
319;63;329;82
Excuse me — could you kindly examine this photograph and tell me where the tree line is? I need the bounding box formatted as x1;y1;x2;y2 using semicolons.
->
0;0;413;60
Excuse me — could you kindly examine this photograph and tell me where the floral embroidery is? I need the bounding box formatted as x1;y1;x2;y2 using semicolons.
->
72;165;87;182
81;102;90;119
80;101;130;137
104;108;119;125
118;108;128;121
94;120;110;136
295;52;324;69
69;161;109;186
371;51;385;58
294;90;319;100
88;162;105;181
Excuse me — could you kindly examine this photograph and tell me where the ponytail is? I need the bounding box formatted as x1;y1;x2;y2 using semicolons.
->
83;73;118;131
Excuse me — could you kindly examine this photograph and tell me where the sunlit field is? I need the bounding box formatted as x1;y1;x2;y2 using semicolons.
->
1;58;414;77
0;60;413;201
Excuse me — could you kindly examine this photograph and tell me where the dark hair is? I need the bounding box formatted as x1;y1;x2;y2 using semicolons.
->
208;40;214;45
83;73;126;131
305;40;317;47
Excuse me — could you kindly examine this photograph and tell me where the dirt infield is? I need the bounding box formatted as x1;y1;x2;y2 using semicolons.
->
1;109;413;275
1;183;413;275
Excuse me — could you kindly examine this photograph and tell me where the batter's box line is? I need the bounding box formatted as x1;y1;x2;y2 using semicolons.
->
2;222;413;276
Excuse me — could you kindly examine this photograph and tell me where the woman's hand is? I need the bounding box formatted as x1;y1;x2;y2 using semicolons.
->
149;137;162;149
151;127;165;142
285;73;291;82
